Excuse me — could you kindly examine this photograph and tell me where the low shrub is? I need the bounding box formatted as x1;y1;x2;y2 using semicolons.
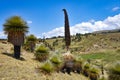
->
34;45;49;62
110;63;120;74
90;67;99;74
23;34;37;52
116;48;120;53
89;67;100;80
50;55;61;64
98;76;106;80
108;62;120;80
50;54;63;72
40;61;54;74
83;63;90;77
84;63;90;69
61;60;74;74
73;56;83;73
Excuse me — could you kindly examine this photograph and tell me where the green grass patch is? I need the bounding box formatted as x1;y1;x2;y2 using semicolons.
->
80;52;108;60
80;50;120;63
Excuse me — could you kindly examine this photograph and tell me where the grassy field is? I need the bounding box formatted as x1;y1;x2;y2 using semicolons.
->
80;49;120;61
79;49;120;69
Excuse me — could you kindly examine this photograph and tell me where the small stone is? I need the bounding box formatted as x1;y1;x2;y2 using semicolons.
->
0;63;2;67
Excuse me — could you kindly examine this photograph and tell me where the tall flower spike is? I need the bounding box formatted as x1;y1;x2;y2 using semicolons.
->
63;9;71;51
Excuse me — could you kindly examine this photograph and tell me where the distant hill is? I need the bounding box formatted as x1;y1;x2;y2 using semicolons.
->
93;29;120;34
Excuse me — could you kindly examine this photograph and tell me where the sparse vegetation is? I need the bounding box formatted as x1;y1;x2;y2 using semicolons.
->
0;31;120;80
89;67;100;80
108;62;120;80
73;56;83;73
50;54;62;65
24;34;37;52
40;61;54;74
0;42;89;80
34;45;49;62
83;63;90;77
50;54;63;72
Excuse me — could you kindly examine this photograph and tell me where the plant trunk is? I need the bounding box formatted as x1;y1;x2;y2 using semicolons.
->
14;45;21;59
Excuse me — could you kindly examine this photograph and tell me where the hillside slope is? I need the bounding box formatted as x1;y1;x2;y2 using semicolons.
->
45;32;120;53
0;41;89;80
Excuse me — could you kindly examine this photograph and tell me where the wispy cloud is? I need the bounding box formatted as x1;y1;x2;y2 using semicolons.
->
42;27;64;38
27;20;32;24
112;7;120;11
42;14;120;38
0;32;7;39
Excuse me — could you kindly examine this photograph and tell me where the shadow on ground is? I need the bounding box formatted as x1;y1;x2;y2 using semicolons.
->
2;52;26;61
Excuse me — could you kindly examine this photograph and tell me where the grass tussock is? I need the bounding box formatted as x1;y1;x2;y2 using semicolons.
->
108;62;120;80
40;61;54;74
34;45;49;62
109;62;120;75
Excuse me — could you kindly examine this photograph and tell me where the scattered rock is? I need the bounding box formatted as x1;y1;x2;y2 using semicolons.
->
2;41;7;44
62;51;74;61
0;63;2;67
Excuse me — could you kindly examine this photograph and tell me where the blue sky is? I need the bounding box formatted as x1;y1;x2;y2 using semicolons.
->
0;0;120;38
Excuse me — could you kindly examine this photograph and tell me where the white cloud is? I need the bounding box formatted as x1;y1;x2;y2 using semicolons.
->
89;19;95;23
0;32;7;39
42;27;64;38
112;7;120;11
104;14;120;29
42;14;120;38
27;20;32;24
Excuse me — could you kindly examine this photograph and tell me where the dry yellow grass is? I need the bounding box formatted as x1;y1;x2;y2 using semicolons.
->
0;42;89;80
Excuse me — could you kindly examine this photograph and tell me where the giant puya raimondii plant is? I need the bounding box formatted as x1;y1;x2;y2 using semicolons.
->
63;9;71;51
3;16;29;59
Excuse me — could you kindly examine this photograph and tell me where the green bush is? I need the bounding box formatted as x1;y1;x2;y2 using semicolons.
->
73;56;83;73
109;62;120;74
89;67;100;80
99;76;106;80
34;45;49;62
74;56;83;67
50;54;63;72
90;67;99;74
24;34;37;52
84;63;90;69
23;42;30;51
116;48;120;53
40;61;54;74
83;63;90;77
50;55;61;64
108;62;120;80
